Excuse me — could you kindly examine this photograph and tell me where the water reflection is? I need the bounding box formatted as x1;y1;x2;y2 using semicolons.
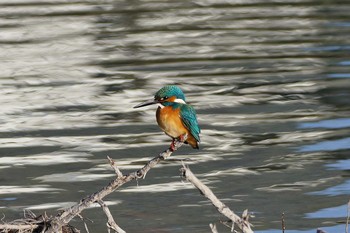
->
0;185;62;195
309;180;350;196
306;204;348;218
326;159;350;170
299;118;350;129
300;137;350;152
0;0;349;232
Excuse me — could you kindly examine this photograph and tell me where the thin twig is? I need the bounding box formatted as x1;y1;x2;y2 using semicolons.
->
210;223;219;233
107;156;123;178
220;220;232;230
281;212;285;233
180;164;254;233
97;199;126;233
77;214;90;233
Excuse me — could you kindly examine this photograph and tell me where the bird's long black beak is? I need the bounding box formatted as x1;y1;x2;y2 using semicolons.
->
133;99;158;108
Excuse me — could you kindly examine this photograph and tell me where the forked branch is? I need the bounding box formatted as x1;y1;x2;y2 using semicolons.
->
46;136;187;233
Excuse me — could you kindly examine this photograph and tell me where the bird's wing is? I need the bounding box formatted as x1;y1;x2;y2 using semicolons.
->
180;104;201;142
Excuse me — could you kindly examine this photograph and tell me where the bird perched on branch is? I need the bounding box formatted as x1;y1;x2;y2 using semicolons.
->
134;85;201;151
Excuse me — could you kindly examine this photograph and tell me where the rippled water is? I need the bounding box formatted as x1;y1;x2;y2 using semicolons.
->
0;0;350;232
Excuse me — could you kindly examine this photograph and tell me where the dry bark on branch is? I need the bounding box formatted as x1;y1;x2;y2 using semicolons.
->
46;137;186;233
180;164;254;233
0;137;186;233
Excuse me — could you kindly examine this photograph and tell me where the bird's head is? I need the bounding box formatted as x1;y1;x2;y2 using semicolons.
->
134;85;186;108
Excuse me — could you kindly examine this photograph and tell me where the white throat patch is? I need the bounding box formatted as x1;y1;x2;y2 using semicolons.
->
174;99;186;104
158;99;186;109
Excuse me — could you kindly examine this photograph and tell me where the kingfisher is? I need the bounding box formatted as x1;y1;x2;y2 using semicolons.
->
134;85;200;150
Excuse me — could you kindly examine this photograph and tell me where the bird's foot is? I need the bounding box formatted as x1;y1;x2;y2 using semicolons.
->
169;134;187;152
178;133;187;142
169;139;176;152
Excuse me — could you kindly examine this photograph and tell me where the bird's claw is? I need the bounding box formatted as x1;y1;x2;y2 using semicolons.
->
169;134;187;151
178;134;186;142
170;139;176;151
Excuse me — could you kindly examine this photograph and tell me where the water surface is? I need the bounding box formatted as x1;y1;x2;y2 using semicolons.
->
0;0;350;232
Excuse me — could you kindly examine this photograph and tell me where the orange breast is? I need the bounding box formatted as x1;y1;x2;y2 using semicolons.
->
156;106;199;149
156;106;187;138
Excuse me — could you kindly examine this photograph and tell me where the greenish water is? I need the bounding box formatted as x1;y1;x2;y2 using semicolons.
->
0;0;350;232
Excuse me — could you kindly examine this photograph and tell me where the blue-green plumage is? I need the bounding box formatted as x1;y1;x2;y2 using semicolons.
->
179;104;201;143
155;86;200;142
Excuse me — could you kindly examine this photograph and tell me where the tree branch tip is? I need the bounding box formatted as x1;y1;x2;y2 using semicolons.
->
107;156;123;177
107;156;115;166
209;223;219;233
242;209;253;221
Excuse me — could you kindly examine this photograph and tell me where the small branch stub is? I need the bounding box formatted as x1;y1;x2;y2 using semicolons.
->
210;223;219;233
107;156;123;178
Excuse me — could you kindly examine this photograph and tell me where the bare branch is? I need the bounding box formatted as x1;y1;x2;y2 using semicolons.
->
0;223;39;231
97;199;125;233
180;164;254;233
46;136;186;233
0;214;43;232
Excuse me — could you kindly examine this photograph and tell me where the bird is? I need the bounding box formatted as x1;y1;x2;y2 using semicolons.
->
134;85;200;151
